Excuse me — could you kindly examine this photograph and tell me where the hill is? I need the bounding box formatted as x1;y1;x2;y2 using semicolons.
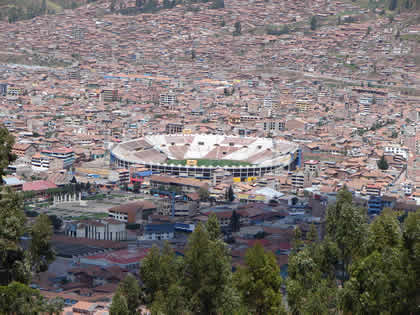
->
0;0;91;23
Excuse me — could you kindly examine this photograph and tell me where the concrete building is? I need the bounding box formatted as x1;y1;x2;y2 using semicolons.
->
140;223;175;241
41;147;75;168
159;92;177;108
12;143;36;158
108;200;157;224
66;219;127;241
165;123;184;134
101;89;119;103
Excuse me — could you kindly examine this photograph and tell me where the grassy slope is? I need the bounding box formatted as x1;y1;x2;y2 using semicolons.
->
0;0;74;12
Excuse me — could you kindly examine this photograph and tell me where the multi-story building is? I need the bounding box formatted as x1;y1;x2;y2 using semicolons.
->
7;86;23;96
165;123;184;134
31;153;64;171
41;147;75;168
304;160;320;175
140;224;174;241
384;144;409;159
108;201;157;224
159;92;177;108
291;172;305;189
12;143;36;158
101;89;119;103
365;184;381;196
0;83;7;96
117;169;130;185
296;99;311;112
263;119;285;133
66;219;127;241
401;182;413;196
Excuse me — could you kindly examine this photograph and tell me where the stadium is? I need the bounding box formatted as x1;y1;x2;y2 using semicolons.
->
110;134;300;180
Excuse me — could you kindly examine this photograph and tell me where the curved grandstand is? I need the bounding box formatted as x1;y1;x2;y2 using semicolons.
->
111;134;300;179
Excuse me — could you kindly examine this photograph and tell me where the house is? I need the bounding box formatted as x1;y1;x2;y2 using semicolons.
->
108;200;157;224
140;223;175;241
12;143;36;158
2;176;25;191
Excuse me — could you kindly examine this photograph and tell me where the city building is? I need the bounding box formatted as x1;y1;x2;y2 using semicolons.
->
139;223;175;241
65;219;127;241
41;148;75;169
108;201;157;224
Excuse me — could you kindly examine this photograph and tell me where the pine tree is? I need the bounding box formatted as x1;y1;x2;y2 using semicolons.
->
227;185;235;202
30;214;55;274
377;154;389;170
109;291;129;315
229;210;241;232
389;0;398;10
310;16;318;31
0;126;16;181
233;21;242;36
235;243;286;315
183;223;239;314
118;274;142;315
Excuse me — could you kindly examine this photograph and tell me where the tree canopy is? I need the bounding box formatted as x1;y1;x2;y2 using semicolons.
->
0;130;58;312
287;188;420;314
234;243;286;315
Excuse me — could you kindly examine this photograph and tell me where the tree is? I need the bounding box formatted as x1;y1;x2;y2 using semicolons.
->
307;223;317;243
0;281;62;314
287;248;338;314
41;0;47;14
0;189;30;285
48;215;63;231
150;283;188;315
235;243;286;315
163;0;171;9
183;223;239;314
227;185;235;202
110;290;129;315
110;0;117;11
140;242;182;305
310;16;318;31
198;186;209;201
340;210;407;314
206;213;221;241
210;0;224;9
86;181;91;192
0;126;16;182
30;214;55;274
401;210;420;314
133;181;140;193
389;0;398;10
377;155;389;170
117;274;142;315
229;210;240;232
325;187;367;282
233;21;241;36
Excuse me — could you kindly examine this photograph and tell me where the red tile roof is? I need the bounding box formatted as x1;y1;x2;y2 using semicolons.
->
22;180;57;192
